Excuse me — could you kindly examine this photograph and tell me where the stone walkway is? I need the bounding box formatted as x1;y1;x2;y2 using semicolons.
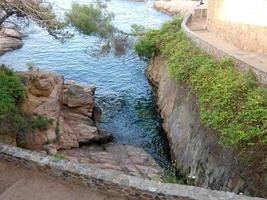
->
188;17;267;76
0;160;121;200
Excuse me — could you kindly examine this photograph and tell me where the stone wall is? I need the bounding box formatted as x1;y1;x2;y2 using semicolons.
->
181;14;267;85
206;0;267;55
0;142;263;200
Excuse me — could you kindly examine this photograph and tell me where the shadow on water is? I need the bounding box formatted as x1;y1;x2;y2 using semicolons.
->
0;0;174;172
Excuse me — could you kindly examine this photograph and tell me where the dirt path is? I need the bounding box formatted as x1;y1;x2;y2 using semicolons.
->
0;160;121;200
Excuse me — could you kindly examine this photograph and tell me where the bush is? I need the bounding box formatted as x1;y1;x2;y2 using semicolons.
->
32;114;53;131
134;17;183;59
134;30;159;59
134;19;267;150
0;65;52;146
53;153;69;160
66;3;114;37
0;65;26;116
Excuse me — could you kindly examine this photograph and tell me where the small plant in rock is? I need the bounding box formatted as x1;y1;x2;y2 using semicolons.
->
32;114;53;131
53;153;69;160
162;161;182;184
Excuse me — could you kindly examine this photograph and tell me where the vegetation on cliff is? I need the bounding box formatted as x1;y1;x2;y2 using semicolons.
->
134;18;267;153
0;65;52;146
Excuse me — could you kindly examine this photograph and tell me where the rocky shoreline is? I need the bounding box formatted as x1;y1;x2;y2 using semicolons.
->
0;25;164;181
10;67;163;180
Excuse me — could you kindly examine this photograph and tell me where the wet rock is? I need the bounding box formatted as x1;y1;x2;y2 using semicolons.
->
61;143;164;180
0;36;22;55
93;104;102;122
87;129;114;144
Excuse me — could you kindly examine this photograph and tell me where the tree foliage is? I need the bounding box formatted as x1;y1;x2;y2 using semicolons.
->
66;3;114;38
0;0;68;40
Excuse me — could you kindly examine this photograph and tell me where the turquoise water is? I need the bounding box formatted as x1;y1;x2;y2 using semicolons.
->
0;0;172;169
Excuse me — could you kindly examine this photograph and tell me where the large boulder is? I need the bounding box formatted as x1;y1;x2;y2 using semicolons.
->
59;108;98;149
21;68;64;149
59;81;99;149
20;68;102;150
63;82;96;117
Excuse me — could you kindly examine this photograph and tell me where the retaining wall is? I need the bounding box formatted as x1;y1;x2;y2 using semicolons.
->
206;0;267;55
181;14;267;85
0;143;265;200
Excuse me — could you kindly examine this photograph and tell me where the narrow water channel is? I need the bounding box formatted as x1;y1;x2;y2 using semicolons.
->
0;0;173;170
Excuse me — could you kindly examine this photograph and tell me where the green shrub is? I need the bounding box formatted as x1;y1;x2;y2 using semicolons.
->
0;65;52;146
134;17;183;59
53;153;69;160
32;114;53;131
134;30;160;59
66;3;114;37
0;65;26;116
134;19;267;150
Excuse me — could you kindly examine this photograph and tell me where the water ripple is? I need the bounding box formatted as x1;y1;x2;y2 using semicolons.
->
0;0;173;169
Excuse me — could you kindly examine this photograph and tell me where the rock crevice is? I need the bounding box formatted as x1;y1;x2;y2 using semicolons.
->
20;67;101;150
146;56;266;196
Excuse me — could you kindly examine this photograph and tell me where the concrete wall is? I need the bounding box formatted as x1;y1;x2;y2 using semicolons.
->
206;0;267;54
0;142;264;200
182;14;267;85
